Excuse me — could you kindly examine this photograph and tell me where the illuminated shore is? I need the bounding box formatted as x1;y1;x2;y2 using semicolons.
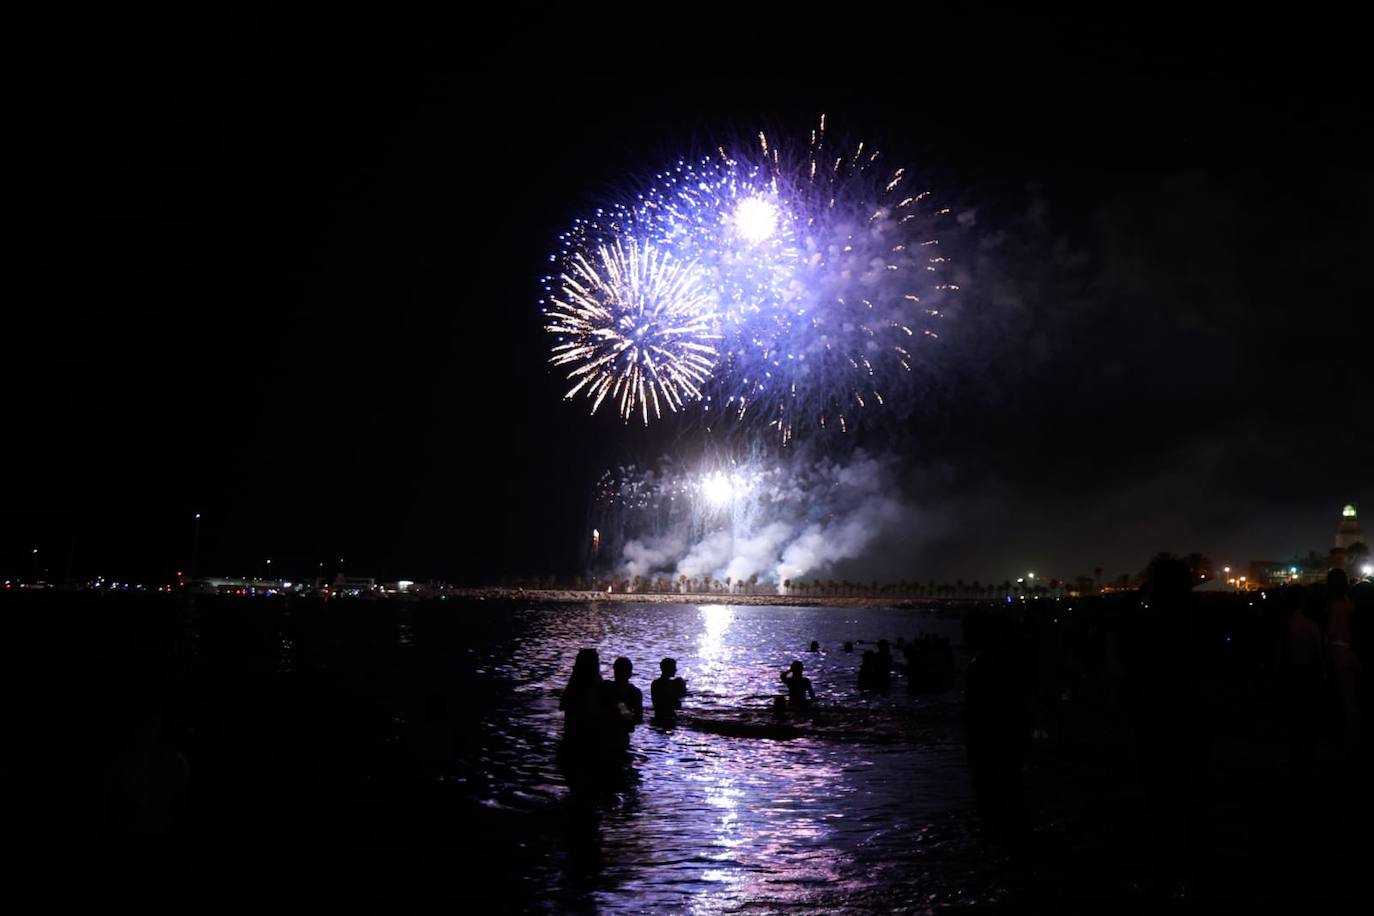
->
449;587;968;610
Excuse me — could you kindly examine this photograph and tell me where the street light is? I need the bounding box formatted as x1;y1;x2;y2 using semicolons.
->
190;513;202;580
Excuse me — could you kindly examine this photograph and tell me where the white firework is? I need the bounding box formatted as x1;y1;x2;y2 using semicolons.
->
544;239;720;425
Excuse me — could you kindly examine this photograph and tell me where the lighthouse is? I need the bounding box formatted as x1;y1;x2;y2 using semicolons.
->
1335;504;1365;551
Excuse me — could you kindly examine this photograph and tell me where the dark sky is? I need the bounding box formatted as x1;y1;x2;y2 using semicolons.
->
5;12;1371;584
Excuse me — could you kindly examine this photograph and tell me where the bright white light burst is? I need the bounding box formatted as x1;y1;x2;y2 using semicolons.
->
733;196;780;244
701;471;742;509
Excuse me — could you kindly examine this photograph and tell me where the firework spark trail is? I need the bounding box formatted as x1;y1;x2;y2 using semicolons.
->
544;238;720;425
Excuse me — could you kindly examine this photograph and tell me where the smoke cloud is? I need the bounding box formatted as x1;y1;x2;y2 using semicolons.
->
599;448;913;590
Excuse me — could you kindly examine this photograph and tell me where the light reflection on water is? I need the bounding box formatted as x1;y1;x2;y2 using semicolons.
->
471;602;1002;911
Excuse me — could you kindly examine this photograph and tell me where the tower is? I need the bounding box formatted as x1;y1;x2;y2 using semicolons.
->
1335;504;1365;551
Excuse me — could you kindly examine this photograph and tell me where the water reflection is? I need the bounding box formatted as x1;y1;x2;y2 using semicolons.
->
695;605;735;698
470;602;995;910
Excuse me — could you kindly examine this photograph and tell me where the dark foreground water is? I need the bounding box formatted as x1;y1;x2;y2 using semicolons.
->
3;595;994;913
467;602;986;912
5;592;1369;912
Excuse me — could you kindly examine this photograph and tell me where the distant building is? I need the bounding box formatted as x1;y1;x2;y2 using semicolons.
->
1335;504;1364;550
332;575;377;596
189;577;296;595
1248;561;1314;588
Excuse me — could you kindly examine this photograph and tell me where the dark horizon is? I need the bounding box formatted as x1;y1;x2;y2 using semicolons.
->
5;13;1371;586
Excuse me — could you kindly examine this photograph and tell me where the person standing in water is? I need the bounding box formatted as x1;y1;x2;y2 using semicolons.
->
780;660;816;708
606;657;644;751
651;657;688;723
559;648;607;757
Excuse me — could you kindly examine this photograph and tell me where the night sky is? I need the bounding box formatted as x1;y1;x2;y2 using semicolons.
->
6;13;1371;585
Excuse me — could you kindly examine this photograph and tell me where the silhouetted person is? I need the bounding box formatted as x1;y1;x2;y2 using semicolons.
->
780;660;815;708
809;640;821;653
560;648;605;757
1277;586;1321;777
964;608;1031;859
650;657;687;723
858;650;887;690
876;639;893;680
606;656;643;750
85;684;192;906
904;633;956;692
1326;569;1360;752
1349;580;1373;800
843;641;854;653
1121;554;1209;904
97;703;191;830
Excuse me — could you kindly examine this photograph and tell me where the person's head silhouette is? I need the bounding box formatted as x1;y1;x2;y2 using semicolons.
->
1327;568;1349;599
613;656;633;682
572;648;600;679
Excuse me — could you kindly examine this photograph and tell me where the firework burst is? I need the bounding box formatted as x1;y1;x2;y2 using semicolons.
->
714;119;956;443
546;116;958;441
544;238;720;425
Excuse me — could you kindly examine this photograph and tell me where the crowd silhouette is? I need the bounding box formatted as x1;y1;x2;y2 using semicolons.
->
557;554;1371;907
960;556;1371;908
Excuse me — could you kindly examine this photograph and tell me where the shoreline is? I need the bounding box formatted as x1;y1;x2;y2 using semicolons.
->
448;587;979;610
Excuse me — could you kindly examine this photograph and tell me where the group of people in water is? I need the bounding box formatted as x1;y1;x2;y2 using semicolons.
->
558;634;959;762
558;650;691;763
559;649;831;762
